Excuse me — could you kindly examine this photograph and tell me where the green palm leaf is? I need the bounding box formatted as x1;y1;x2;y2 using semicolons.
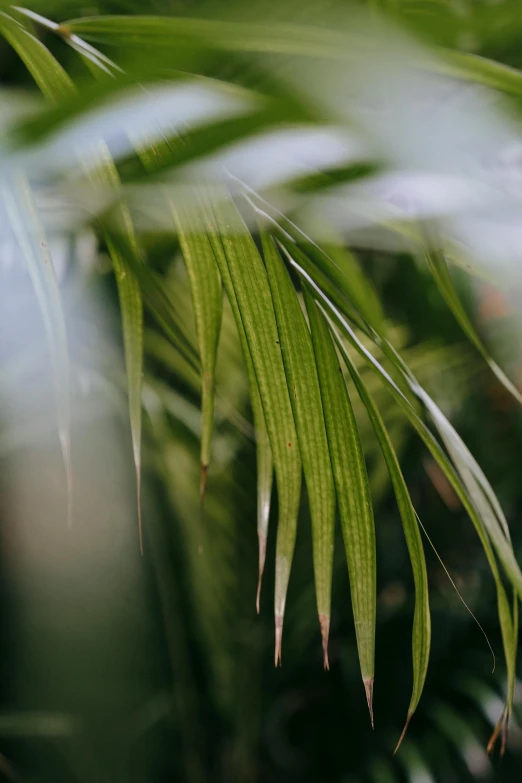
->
305;290;376;722
262;232;335;665
203;190;301;663
171;199;223;505
334;334;430;744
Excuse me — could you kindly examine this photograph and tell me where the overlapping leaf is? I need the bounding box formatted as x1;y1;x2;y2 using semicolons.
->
0;11;146;547
60;13;522;98
170;199;223;504
179;190;274;610
286;247;519;742
305;290;376;721
333;334;430;742
201;189;301;662
262;232;335;665
6;5;522;743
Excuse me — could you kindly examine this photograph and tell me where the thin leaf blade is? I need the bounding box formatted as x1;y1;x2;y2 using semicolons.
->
170;200;223;504
203;189;301;662
262;232;335;665
305;290;376;717
333;329;430;737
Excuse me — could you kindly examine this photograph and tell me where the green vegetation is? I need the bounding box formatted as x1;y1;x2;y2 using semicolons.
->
1;2;522;781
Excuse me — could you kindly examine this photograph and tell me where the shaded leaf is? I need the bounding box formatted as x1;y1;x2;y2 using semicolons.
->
171;200;223;504
201;189;301;661
288;250;519;738
333;334;430;741
186;191;273;612
262;232;335;665
305;289;376;720
0;11;73;100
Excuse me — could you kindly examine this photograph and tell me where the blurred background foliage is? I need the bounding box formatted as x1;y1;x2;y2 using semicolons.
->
1;1;522;782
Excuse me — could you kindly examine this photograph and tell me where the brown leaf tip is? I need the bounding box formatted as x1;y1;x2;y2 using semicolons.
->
256;534;267;614
487;707;510;757
364;678;374;729
319;614;330;671
394;714;411;755
275;615;283;667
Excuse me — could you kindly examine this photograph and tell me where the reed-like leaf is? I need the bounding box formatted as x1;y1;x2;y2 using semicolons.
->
333;331;430;742
188;192;274;613
0;12;73;100
171;201;223;504
305;290;376;721
202;190;301;662
289;252;519;740
262;232;335;666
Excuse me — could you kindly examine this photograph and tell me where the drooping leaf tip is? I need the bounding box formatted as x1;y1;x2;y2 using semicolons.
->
256;533;267;614
364;678;374;729
487;707;510;757
319;614;330;671
393;714;412;755
275;614;283;667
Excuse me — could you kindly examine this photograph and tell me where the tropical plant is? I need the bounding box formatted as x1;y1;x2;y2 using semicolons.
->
1;1;522;781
